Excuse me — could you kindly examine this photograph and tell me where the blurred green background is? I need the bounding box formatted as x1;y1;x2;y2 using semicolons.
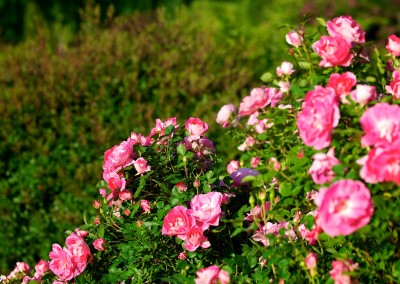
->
1;0;399;274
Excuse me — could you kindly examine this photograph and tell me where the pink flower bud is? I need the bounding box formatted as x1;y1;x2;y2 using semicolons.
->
75;228;88;238
178;252;187;260
119;190;133;201
93;200;101;209
286;31;303;47
140;200;151;213
93;238;107;251
123;209;131;216
176;182;188;192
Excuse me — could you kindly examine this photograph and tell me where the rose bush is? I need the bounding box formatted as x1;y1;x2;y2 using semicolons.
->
3;14;400;284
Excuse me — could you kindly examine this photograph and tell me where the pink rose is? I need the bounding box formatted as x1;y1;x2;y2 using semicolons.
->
75;228;88;238
359;103;400;147
195;266;230;284
250;156;261;168
216;104;236;128
119;190;132;201
189;192;222;230
329;259;358;284
309;147;340;184
237;136;257;151
133;157;151;174
162;206;196;237
327;15;365;44
182;226;211;252
327;72;357;102
268;157;281;171
103;139;136;173
7;262;30;280
315;179;373;236
252;221;297;246
103;171;126;191
99;188;106;197
226;160;239;174
350;84;376;106
176;182;188;191
312;36;353;67
140;199;151;213
65;233;92;274
93;238;107;251
238;87;283;117
285;30;303;47
178;252;187;260
34;259;49;277
297;86;340;150
243;203;270;222
298;211;323;245
276;62;295;77
185;117;209;141
386;70;400;99
278;81;291;93
305;252;318;276
49;244;76;281
149;117;178;137
386;34;400;57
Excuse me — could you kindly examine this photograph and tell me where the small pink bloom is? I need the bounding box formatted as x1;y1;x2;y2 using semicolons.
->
221;192;235;205
238;87;283;117
176;182;188;191
93;238;107;251
193;180;200;188
237;137;257;151
278;81;291;93
94;216;100;225
185;117;209;141
252;221;297;246
189;192;223;230
350;84;376;106
286;30;303;47
195;266;230;284
276;62;295;77
359;103;400;147
227;160;240;174
329;259;358;284
133;157;151;174
327;72;357;102
244;203;270;222
386;34;400;57
7;262;30;280
119;190;132;201
49;244;76;281
182;226;211;252
312;36;353;67
216;104;236;128
254;119;274;134
305;252;318;276
149;118;178;137
140;200;151;213
298;211;323;245
162;206;196;237
75;228;88;238
93;200;101;209
99;188;106;197
293;211;302;223
309;147;340;184
34;259;50;277
103;171;126;191
123;209;131;216
315;180;373;236
269;157;281;171
385;70;400;100
327;15;365;44
178;252;187;260
65;233;92;274
251;156;261;168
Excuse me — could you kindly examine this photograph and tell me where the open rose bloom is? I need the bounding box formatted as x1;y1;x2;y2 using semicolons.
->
195;266;230;284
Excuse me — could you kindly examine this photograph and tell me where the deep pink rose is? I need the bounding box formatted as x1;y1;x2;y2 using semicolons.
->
350;84;376;106
162;206;196;237
185;117;209;141
182;226;211;252
238;87;283;117
386;70;400;99
298;211;322;245
315;180;373;236
133;157;151;174
189;192;222;230
195;266;230;284
93;238;107;251
216;104;236;128
312;36;353;67
327;72;357;102
103;139;136;173
140;199;151;213
75;228;88;238
65;233;92;274
327;15;365;44
359;103;400;147
49;244;76;281
309;147;340;184
358;141;400;185
297;86;340;150
285;30;303;47
329;259;358;284
103;171;126;191
386;34;400;57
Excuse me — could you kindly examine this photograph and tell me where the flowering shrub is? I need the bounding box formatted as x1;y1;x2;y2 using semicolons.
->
3;14;400;284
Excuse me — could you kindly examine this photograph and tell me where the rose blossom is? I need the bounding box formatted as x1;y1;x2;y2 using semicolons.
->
176;182;188;191
133;157;151;174
327;72;357;102
298;211;323;245
216;104;236;127
226;160;239;174
189;192;222;230
309;147;340;184
103;171;126;191
119;190;132;201
185;117;209;141
7;262;30;280
278;81;291;93
93;238;107;251
329;259;358;284
178;252;187;260
314;179;373;236
250;156;261;168
305;252;318;276
49;244;76;281
140;199;151;213
181;226;211;252
385;70;400;100
359;103;400;147
243;203;270;222
312;36;353;67
103;139;136;173
238;87;283;117
162;206;196;237
285;30;303;47
252;221;297;246
350;84;376;106
65;233;92;274
386;34;400;57
327;15;365;44
276;61;295;77
195;266;230;284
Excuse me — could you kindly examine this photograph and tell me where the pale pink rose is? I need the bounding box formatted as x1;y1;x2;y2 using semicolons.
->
327;15;365;44
385;70;400;100
103;139;136;173
359;103;400;147
243;203;270;222
230;168;260;186
350;84;376;106
309;147;340;184
93;238;107;251
305;252;318;276
176;182;188;191
237;136;257;151
119;190;132;201
133;157;151;174
34;259;49;277
49;244;76;281
65;233;92;274
329;259;358;284
216;104;236;128
7;262;30;280
149;117;178;137
75;228;88;238
182;226;211;252
266;87;284;107
276;61;295;77
103;171;126;191
162;206;196;237
99;188;106;197
315;180;373;236
195;266;230;284
286;30;303;47
293;211;301;223
297;86;340;150
178;252;187;260
251;156;261;168
386;34;400;57
269;157;281;171
189;192;222;230
298;211;323;245
358;141;400;185
246;111;259;126
140;199;151;213
254;119;274;134
227;160;239;174
185;117;209;141
252;221;296;246
312;36;353;67
327;72;357;101
238;87;283;117
278;81;290;93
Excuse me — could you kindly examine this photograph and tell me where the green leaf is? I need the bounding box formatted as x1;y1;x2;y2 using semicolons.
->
164;125;175;135
279;182;292;197
230;227;245;238
316;17;326;26
260;72;273;83
298;61;311;70
134;170;153;198
177;143;186;156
